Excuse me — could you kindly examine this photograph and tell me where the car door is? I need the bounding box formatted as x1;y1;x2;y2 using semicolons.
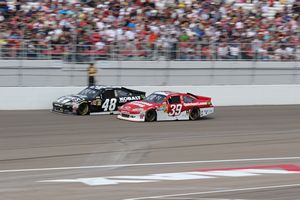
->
167;95;182;117
101;89;118;112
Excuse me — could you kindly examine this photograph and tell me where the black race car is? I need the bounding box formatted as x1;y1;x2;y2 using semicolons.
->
52;86;146;115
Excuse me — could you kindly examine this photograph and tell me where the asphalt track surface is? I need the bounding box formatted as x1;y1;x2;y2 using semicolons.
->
0;105;300;200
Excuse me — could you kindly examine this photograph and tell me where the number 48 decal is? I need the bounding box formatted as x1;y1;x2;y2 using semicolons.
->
102;98;117;111
169;104;182;116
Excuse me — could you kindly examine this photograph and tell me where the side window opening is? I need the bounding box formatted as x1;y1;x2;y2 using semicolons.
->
167;96;181;104
115;89;130;97
103;90;115;99
183;95;196;103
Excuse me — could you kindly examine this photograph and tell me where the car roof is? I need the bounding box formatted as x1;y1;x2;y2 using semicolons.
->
153;91;186;96
88;85;120;90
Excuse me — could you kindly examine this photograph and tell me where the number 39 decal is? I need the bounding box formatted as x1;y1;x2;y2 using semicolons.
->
169;104;182;116
102;98;117;111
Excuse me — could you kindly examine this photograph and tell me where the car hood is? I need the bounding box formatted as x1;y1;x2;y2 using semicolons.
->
54;95;87;105
121;100;158;111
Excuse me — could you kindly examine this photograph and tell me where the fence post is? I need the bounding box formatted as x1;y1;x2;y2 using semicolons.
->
211;42;216;60
70;44;76;86
293;45;299;84
17;41;24;86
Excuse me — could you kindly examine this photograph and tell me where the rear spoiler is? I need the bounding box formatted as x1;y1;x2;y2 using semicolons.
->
187;92;211;101
122;87;146;95
187;92;199;99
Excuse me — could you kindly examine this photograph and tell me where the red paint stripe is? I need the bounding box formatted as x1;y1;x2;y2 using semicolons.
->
193;164;300;172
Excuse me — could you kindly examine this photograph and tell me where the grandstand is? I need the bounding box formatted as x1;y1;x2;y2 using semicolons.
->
0;0;299;61
234;0;294;18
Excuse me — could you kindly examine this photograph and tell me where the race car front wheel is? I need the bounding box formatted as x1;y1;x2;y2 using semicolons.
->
145;109;156;122
77;103;90;115
189;108;200;120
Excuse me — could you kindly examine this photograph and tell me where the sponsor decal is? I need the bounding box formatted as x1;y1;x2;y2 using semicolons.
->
184;102;207;107
162;103;168;113
91;99;102;106
119;96;141;103
139;101;153;106
140;113;145;119
200;107;214;117
130;101;153;107
157;103;168;112
122;106;131;111
40;164;300;186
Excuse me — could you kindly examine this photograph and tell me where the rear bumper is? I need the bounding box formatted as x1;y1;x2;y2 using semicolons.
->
200;107;214;117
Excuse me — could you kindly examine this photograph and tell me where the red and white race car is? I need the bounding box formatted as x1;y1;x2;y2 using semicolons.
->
117;91;214;122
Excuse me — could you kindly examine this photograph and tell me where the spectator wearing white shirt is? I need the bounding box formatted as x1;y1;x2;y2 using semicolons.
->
285;46;295;60
217;43;229;60
125;29;135;41
274;45;285;60
229;44;240;60
257;44;269;60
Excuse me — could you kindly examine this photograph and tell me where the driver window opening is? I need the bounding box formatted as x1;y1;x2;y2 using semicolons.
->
103;90;115;99
167;96;181;104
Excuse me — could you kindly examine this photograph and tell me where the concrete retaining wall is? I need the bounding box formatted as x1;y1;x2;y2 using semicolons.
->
1;60;299;86
1;85;299;110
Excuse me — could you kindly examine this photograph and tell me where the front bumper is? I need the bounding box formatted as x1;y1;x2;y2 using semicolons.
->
117;112;145;122
52;103;74;114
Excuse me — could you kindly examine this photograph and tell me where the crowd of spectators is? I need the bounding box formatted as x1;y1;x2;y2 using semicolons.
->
0;0;299;61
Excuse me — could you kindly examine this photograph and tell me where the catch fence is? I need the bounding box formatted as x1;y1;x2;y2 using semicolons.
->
1;40;299;62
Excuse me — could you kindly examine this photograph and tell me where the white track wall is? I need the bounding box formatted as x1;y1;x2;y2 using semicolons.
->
1;60;300;87
0;85;299;110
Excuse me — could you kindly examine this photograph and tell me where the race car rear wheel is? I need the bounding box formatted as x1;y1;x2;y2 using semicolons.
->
77;103;90;115
145;109;156;122
189;108;200;120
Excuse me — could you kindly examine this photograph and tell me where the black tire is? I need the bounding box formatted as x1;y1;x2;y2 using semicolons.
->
145;109;157;122
77;103;90;115
189;108;200;120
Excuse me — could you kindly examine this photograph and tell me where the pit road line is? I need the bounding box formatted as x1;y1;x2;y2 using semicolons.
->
1;156;300;173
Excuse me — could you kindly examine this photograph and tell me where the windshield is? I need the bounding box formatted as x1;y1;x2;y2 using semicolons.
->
144;94;166;104
78;88;99;99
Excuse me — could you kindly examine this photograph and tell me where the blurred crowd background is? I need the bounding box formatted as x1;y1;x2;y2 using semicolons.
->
0;0;299;61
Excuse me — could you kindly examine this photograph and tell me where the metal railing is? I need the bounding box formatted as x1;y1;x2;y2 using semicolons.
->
0;40;299;62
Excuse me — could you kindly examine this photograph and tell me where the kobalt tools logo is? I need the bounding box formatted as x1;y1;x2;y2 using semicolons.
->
119;96;141;103
40;164;300;186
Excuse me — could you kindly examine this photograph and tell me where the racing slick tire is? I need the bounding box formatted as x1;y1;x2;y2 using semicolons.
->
189;108;200;120
145;109;157;122
77;103;90;115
